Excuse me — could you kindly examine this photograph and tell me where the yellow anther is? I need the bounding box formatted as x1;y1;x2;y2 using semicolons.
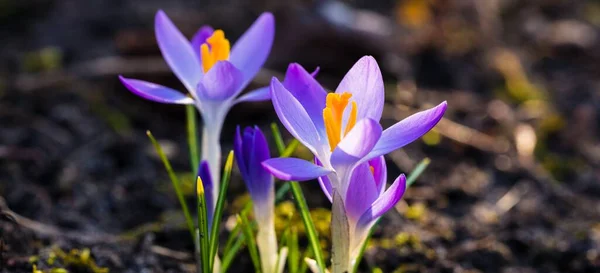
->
323;92;357;151
200;30;230;72
369;166;375;174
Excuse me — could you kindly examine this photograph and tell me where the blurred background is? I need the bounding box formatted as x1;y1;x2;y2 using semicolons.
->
1;0;599;272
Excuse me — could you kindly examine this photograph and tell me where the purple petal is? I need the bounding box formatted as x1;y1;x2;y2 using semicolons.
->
190;26;214;61
230;12;275;89
271;78;324;156
235;87;271;103
235;126;273;202
335;56;384;122
119;76;194;104
247;126;272;197
368;156;387;195
310;67;320;78
282;63;328;137
198;161;215;225
262;157;332;181
367;101;447;159
155;10;202;92
345;163;380;221
330;118;382;168
357;174;406;228
234;126;248;177
316;157;333;202
196;61;244;101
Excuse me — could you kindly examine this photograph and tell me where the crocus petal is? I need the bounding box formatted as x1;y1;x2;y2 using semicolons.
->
247;126;273;199
235;126;273;202
196;61;244;101
357;174;406;229
235;87;271;103
282;63;328;137
230;12;275;89
190;26;214;61
119;76;194;104
198;161;215;225
316;157;333;202
234;126;248;177
271;78;323;155
368;156;387;195
310;67;320;78
367;101;447;159
262;157;332;181
335;56;384;122
331;118;382;168
155;10;203;93
345;163;380;221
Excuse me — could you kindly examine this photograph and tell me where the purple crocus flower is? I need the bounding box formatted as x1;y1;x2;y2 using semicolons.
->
234;126;285;273
119;10;275;209
261;56;446;271
319;156;406;264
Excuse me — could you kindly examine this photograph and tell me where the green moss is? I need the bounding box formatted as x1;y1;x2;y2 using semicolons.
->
405;203;427;221
22;47;63;72
30;247;108;273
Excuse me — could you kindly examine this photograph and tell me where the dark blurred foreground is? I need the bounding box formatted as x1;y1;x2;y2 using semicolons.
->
0;0;599;272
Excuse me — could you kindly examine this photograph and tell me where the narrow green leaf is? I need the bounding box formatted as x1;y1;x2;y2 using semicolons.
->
238;213;262;273
270;122;286;154
197;176;211;273
147;131;195;240
281;139;299;157
275;183;291;202
287;228;300;273
289;182;326;273
406;158;431;187
220;233;245;273
223;224;241;255
209;151;235;269
298;247;313;273
186;105;200;174
271;122;325;272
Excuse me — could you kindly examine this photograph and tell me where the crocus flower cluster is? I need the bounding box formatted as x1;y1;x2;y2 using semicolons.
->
120;10;274;210
262;56;447;271
120;9;448;273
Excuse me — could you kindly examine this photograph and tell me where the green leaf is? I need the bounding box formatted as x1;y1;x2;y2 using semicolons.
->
287;228;300;273
289;182;326;273
223;224;242;255
147;131;195;241
186;105;200;175
197;176;211;273
406;157;431;187
271;122;326;272
238;213;262;273
281;139;299;158
209;151;235;270
220;232;245;273
270;123;286;154
275;183;291;203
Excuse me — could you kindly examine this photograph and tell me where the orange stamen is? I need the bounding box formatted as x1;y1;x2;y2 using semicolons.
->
200;30;230;72
322;92;358;151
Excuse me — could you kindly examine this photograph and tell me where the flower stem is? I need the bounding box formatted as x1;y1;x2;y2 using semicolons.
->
201;124;222;212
